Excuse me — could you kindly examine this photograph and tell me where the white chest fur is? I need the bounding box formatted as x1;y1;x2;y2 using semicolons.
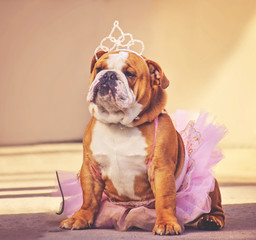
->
90;120;147;200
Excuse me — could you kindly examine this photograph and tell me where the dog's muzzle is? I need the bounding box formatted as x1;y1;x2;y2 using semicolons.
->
87;69;136;111
96;71;118;99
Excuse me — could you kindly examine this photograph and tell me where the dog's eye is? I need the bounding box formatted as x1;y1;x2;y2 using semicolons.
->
125;71;136;79
96;67;102;73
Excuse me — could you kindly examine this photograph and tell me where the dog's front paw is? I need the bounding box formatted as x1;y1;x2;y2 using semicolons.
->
60;210;94;230
60;217;92;230
153;222;182;235
197;215;224;231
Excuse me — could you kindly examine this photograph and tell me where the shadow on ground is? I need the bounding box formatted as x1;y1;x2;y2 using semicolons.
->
0;203;255;240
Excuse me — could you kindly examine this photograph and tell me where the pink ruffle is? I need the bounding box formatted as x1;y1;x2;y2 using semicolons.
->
172;110;226;224
54;110;226;231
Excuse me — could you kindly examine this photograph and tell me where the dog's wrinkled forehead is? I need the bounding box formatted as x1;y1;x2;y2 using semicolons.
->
106;51;129;71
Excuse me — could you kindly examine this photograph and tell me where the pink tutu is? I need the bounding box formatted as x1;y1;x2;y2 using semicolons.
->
54;110;226;231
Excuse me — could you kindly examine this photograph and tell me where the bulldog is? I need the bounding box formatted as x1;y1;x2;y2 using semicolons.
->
60;50;225;235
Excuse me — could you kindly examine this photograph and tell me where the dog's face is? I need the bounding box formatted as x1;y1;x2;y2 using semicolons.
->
87;50;169;126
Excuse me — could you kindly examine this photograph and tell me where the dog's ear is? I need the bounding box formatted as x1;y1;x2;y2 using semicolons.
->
90;51;107;73
146;59;169;89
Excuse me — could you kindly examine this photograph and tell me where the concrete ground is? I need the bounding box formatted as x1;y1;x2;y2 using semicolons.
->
0;144;256;240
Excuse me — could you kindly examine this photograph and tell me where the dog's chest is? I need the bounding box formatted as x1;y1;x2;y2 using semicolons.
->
90;120;147;200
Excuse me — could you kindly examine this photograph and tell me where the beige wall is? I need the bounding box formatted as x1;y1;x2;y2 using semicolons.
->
0;0;255;147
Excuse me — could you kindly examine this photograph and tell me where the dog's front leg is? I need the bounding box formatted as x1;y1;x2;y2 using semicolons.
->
150;165;182;235
60;160;104;230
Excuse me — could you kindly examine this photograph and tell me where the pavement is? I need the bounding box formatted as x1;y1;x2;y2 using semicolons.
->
0;144;256;240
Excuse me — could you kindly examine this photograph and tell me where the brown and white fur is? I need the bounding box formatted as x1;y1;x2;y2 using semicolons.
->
60;50;225;235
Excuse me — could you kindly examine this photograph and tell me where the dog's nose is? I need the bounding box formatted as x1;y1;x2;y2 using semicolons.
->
102;71;118;82
98;71;118;97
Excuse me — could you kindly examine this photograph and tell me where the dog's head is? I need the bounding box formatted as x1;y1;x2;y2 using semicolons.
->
87;50;169;126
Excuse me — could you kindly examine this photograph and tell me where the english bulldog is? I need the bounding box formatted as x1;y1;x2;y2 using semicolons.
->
60;50;225;235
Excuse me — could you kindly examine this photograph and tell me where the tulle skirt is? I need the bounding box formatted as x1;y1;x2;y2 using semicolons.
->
53;110;226;231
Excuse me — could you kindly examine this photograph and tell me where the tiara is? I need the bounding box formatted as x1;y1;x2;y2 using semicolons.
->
94;20;145;60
